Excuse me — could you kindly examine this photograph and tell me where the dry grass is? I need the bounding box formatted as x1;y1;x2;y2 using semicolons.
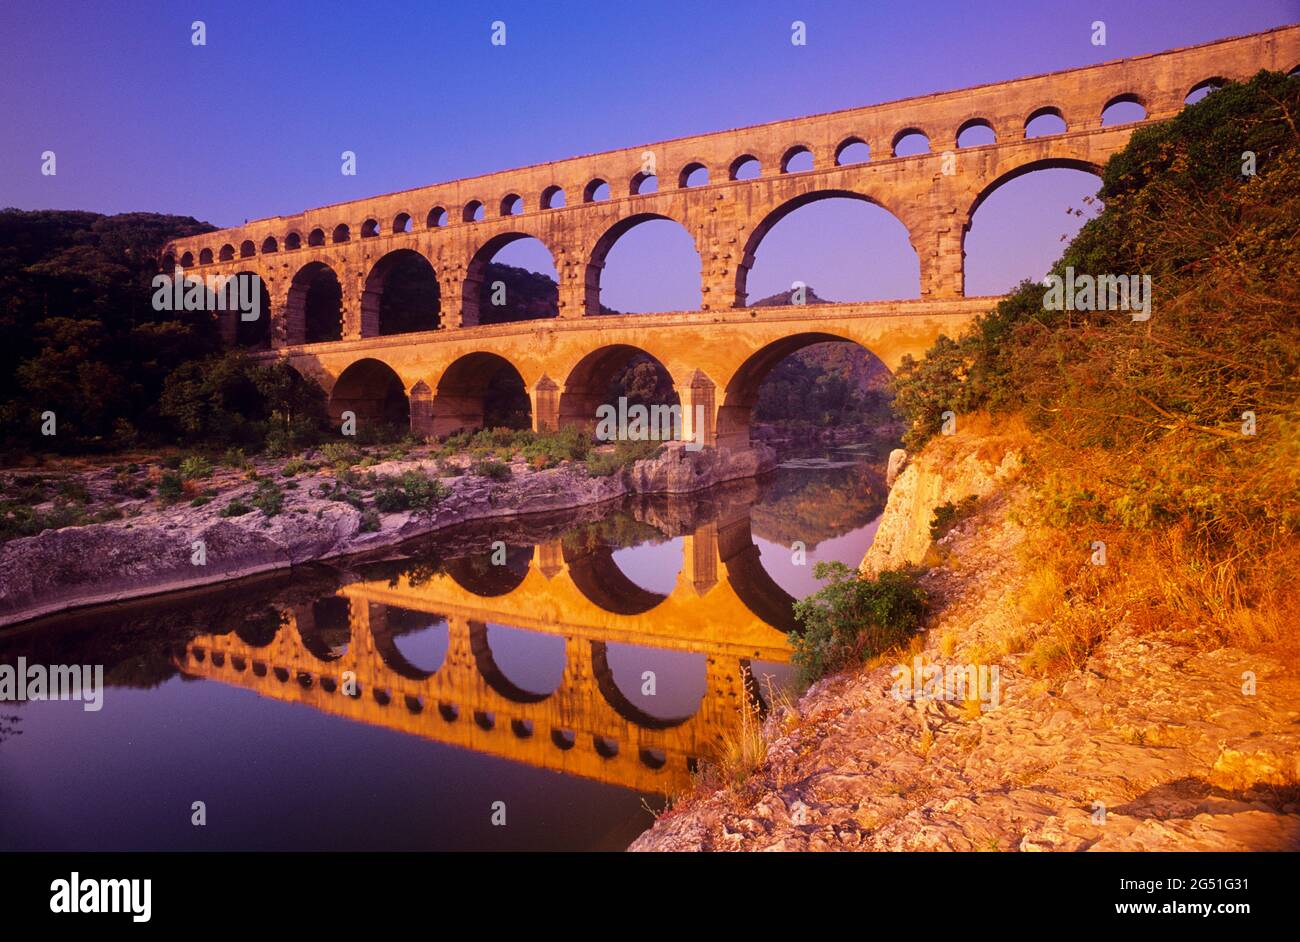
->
1018;564;1065;625
1137;523;1300;653
694;692;769;795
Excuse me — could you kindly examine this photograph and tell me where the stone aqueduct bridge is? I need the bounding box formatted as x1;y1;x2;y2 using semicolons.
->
164;27;1299;446
176;508;798;794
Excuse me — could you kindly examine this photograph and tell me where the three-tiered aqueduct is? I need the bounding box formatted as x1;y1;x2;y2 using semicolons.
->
162;27;1299;448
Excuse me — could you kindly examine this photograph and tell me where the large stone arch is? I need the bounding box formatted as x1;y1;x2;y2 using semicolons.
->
468;620;563;705
460;231;559;326
361;249;440;337
716;517;799;632
556;344;681;436
961;155;1104;288
329;357;410;432
370;604;450;681
735;189;917;307
965;155;1103;221
444;546;532;597
590;641;696;729
717;331;885;449
582;213;700;316
419;351;531;438
561;542;668;616
294;597;352;662
286;261;344;345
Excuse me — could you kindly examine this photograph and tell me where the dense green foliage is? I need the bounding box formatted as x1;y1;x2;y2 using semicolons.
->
0;210;216;452
159;351;329;452
371;469;449;513
0;209;336;456
585;439;663;476
791;562;928;685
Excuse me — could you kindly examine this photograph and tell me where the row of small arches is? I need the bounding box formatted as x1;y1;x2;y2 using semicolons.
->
188;643;672;769
169;75;1239;269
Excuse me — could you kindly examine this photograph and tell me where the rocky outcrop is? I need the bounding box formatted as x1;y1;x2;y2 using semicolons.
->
885;448;907;487
861;432;1022;575
626;442;777;494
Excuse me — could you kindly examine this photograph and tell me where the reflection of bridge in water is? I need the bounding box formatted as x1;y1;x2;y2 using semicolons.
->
176;503;796;794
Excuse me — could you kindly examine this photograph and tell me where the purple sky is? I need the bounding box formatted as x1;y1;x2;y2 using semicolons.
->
1;0;1294;309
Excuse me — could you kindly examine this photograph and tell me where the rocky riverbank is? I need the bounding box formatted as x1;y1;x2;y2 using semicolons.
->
0;441;774;627
631;431;1300;852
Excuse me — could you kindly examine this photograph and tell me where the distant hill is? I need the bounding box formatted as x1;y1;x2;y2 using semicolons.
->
476;262;558;323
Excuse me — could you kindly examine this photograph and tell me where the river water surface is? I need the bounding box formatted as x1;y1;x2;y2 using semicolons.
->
0;446;885;851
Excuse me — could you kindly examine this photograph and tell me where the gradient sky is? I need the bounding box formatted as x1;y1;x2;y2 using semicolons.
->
2;0;1295;309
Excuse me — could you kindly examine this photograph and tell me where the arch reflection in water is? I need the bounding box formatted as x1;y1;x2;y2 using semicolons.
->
175;493;820;795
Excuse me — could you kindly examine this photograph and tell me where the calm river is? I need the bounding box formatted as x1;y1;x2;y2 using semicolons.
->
0;447;884;851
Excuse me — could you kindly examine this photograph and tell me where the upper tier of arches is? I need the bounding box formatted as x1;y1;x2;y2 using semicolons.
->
165;43;1272;272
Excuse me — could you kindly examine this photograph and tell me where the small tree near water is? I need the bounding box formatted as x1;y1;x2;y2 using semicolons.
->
791;562;927;686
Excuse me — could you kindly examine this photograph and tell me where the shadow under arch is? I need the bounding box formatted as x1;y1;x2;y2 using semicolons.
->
561;542;668;615
717;331;879;450
589;641;696;730
362;248;440;336
468;620;557;704
235;609;285;647
721;542;799;633
584;212;700;315
735;189;914;307
461;231;558;326
329;357;410;431
229;271;271;349
295;596;352;662
421;352;530;438
443;544;532;597
287;260;343;344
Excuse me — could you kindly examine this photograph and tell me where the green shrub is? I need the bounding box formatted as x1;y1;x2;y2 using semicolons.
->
55;478;89;503
251;479;283;517
585;440;662;477
321;482;365;511
220;499;251;517
161;455;183;470
472;458;511;481
0;499;93;542
405;469;448;510
929;495;979;540
281;457;312;477
179;455;213;480
518;427;591;469
790;562;928;686
156;471;185;504
359;509;381;532
320;442;363;469
222;447;249;469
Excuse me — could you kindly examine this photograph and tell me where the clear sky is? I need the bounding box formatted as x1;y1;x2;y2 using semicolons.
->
2;0;1295;309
